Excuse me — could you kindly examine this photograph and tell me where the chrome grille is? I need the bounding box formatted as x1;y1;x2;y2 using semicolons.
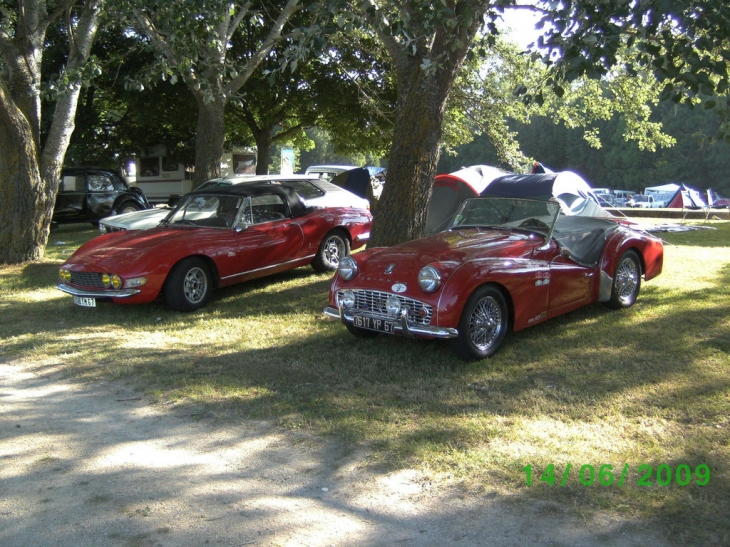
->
70;271;105;288
338;289;434;325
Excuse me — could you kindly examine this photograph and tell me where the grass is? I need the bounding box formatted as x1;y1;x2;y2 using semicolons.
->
2;220;729;546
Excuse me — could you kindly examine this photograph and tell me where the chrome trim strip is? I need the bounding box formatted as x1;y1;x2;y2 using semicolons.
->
323;305;459;339
354;232;370;242
56;283;141;298
220;254;316;281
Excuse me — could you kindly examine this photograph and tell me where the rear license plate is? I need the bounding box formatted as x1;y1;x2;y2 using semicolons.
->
73;296;96;307
353;314;394;334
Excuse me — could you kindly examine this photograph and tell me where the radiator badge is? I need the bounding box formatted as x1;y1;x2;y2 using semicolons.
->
392;283;407;293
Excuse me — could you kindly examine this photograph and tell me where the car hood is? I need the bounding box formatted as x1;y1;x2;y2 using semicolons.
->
100;208;170;230
65;227;209;272
362;229;535;270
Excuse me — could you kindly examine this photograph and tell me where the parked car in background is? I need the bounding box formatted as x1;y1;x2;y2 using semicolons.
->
59;183;373;311
99;174;369;234
324;196;663;360
594;192;616;207
53;167;150;225
304;165;357;182
627;194;663;208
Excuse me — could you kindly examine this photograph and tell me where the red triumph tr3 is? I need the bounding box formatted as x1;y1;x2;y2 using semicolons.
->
58;183;372;311
324;196;663;360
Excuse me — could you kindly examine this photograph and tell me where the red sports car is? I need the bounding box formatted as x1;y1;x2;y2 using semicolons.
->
58;183;372;311
324;196;663;360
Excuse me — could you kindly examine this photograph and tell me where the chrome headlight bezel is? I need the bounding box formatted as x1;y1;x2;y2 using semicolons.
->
340;289;356;309
338;256;359;281
418;265;442;292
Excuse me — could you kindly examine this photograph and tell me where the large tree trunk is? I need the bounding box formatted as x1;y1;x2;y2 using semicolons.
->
0;84;46;263
369;77;446;247
0;0;103;265
192;96;227;187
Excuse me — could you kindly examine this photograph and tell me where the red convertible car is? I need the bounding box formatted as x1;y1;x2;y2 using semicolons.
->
324;196;663;360
58;183;372;311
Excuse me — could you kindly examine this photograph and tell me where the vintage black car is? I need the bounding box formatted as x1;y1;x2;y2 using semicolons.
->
53;167;151;225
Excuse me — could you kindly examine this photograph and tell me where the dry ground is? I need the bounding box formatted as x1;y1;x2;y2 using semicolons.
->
0;358;677;547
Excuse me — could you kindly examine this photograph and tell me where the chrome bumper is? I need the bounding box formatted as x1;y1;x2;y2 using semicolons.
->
323;305;458;339
56;283;141;299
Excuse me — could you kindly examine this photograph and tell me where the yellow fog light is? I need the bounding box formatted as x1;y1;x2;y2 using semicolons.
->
110;274;122;290
59;269;71;282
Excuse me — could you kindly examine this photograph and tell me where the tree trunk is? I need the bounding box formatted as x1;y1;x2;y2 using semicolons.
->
192;96;227;187
254;134;271;175
0;84;46;263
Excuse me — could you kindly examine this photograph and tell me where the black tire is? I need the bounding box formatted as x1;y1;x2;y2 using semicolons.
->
116;201;142;215
164;257;213;312
311;230;350;273
345;323;379;339
452;285;509;361
605;250;641;309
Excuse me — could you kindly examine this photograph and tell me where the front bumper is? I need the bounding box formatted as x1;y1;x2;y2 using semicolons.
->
56;283;141;299
324;305;458;339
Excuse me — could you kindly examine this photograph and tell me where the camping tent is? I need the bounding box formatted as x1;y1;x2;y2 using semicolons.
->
644;183;680;207
425;165;510;233
480;172;610;218
662;184;708;208
330;166;386;202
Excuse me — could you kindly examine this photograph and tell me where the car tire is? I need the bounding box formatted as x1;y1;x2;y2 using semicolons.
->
311;230;350;273
164;257;213;312
452;285;509;361
605;250;641;309
116;201;142;215
345;323;379;339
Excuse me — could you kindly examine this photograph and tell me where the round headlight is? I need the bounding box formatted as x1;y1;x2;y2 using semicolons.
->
101;273;111;287
338;256;358;281
418;265;442;292
340;290;356;309
385;295;401;316
59;269;71;282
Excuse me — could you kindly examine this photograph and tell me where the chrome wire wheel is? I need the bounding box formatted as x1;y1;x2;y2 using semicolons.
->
605;250;641;310
468;295;503;351
615;256;639;303
183;266;208;304
453;285;509;360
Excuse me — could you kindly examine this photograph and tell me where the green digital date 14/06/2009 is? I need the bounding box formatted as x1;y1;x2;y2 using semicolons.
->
522;463;711;487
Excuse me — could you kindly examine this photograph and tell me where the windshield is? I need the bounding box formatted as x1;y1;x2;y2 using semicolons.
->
450;197;561;236
164;194;243;228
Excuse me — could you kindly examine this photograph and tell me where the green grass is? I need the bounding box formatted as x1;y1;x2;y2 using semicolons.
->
2;220;729;546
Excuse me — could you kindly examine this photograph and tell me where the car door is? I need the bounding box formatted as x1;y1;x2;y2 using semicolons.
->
85;172;119;220
234;193;305;276
54;173;87;222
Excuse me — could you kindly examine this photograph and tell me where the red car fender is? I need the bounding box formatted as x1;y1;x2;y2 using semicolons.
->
600;228;664;283
435;257;551;331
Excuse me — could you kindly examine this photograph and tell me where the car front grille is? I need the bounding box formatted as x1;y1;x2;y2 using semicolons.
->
338;289;434;325
70;271;105;289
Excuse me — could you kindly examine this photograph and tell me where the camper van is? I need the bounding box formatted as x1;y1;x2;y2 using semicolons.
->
130;146;256;204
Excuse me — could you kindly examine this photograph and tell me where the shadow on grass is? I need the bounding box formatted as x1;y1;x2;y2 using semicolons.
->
2;225;729;546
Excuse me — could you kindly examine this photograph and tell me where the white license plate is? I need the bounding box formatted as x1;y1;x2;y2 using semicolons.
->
73;296;96;307
353;314;394;334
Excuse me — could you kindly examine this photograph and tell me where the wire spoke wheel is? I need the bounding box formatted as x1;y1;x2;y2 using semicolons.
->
468;295;503;351
605;250;641;310
453;285;509;360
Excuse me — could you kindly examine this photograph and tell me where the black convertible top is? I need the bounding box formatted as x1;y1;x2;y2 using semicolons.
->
188;182;307;217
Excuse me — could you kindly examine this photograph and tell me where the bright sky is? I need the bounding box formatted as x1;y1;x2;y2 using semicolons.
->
498;5;543;50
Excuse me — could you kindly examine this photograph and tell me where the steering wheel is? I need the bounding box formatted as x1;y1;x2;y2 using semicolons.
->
518;218;549;231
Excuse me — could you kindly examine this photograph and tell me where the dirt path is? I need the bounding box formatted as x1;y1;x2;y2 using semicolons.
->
1;360;673;547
